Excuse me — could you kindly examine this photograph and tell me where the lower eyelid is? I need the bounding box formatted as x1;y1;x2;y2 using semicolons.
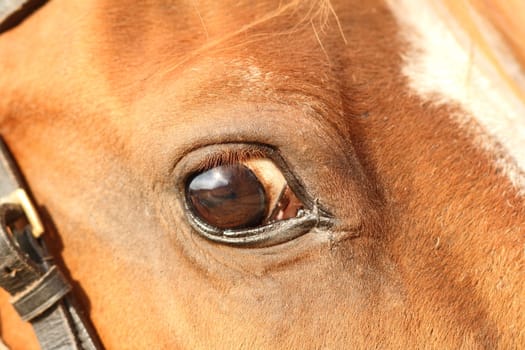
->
186;203;327;247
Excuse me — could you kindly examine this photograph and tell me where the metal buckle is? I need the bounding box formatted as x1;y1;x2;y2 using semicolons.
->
0;188;44;238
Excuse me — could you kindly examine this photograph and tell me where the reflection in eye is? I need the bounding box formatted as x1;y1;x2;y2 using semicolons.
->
186;159;304;230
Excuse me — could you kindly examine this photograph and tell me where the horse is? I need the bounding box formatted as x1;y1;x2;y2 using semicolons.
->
0;0;523;348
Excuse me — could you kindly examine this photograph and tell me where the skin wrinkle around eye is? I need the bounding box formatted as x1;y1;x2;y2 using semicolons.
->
148;101;373;279
94;51;368;276
155;102;368;231
115;56;374;277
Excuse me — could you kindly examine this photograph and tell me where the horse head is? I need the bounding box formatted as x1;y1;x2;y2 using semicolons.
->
0;0;523;348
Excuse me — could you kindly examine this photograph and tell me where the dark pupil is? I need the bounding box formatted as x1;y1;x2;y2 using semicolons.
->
186;164;267;229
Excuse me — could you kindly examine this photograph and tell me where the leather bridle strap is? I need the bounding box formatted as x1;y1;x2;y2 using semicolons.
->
0;139;102;350
0;3;103;349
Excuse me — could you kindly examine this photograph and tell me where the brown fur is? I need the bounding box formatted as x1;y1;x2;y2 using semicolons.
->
0;0;523;349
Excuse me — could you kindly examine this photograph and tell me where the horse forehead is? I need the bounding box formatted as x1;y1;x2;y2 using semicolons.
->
80;0;362;125
388;0;525;195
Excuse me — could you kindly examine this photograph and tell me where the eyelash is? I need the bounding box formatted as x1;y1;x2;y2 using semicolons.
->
193;147;268;173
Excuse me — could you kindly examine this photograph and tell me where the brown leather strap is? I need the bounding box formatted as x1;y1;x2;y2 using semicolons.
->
0;205;41;293
12;266;72;322
0;4;103;348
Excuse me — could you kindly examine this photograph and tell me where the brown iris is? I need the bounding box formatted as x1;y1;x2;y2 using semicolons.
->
187;164;268;229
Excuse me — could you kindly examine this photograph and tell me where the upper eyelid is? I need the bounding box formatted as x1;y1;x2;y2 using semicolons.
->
170;142;276;177
193;147;268;172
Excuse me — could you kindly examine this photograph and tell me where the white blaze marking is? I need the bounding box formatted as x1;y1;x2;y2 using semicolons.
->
387;0;525;194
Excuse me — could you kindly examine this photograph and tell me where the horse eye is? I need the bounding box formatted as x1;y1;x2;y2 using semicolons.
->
186;159;304;230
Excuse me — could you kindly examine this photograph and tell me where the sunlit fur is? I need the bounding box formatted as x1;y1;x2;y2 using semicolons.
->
0;0;523;349
390;0;525;194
